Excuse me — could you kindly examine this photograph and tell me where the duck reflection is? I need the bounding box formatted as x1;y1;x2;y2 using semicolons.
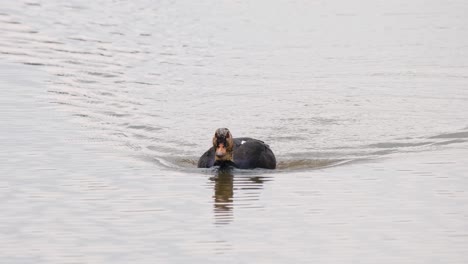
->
210;168;267;225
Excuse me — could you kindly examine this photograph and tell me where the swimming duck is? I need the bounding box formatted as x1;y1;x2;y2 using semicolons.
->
197;128;276;169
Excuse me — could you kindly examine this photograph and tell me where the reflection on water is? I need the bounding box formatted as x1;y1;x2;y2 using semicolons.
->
209;168;267;225
211;170;234;225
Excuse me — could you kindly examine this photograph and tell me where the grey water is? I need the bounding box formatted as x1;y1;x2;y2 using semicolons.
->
1;0;468;263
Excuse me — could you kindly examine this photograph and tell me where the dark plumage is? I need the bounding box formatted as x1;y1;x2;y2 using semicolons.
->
198;128;276;169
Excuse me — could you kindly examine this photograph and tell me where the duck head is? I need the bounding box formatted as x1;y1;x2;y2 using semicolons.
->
213;128;234;163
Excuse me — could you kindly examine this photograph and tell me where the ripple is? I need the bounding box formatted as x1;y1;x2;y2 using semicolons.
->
367;141;433;148
127;125;162;132
100;111;131;118
276;159;348;170
430;131;468;139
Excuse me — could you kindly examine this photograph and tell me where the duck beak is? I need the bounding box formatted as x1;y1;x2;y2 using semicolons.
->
215;144;227;159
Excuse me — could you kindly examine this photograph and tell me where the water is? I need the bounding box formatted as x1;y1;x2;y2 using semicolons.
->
1;0;468;263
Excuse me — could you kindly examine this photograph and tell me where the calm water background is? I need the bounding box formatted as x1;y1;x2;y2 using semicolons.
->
1;0;468;263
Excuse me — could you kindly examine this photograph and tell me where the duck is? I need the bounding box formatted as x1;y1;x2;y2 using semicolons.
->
197;128;276;169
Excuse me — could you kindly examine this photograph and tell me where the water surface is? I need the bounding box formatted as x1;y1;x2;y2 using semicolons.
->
1;0;468;263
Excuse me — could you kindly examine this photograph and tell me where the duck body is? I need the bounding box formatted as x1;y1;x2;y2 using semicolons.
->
198;136;276;169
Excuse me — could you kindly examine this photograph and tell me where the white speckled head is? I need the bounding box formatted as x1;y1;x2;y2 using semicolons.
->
215;128;230;139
